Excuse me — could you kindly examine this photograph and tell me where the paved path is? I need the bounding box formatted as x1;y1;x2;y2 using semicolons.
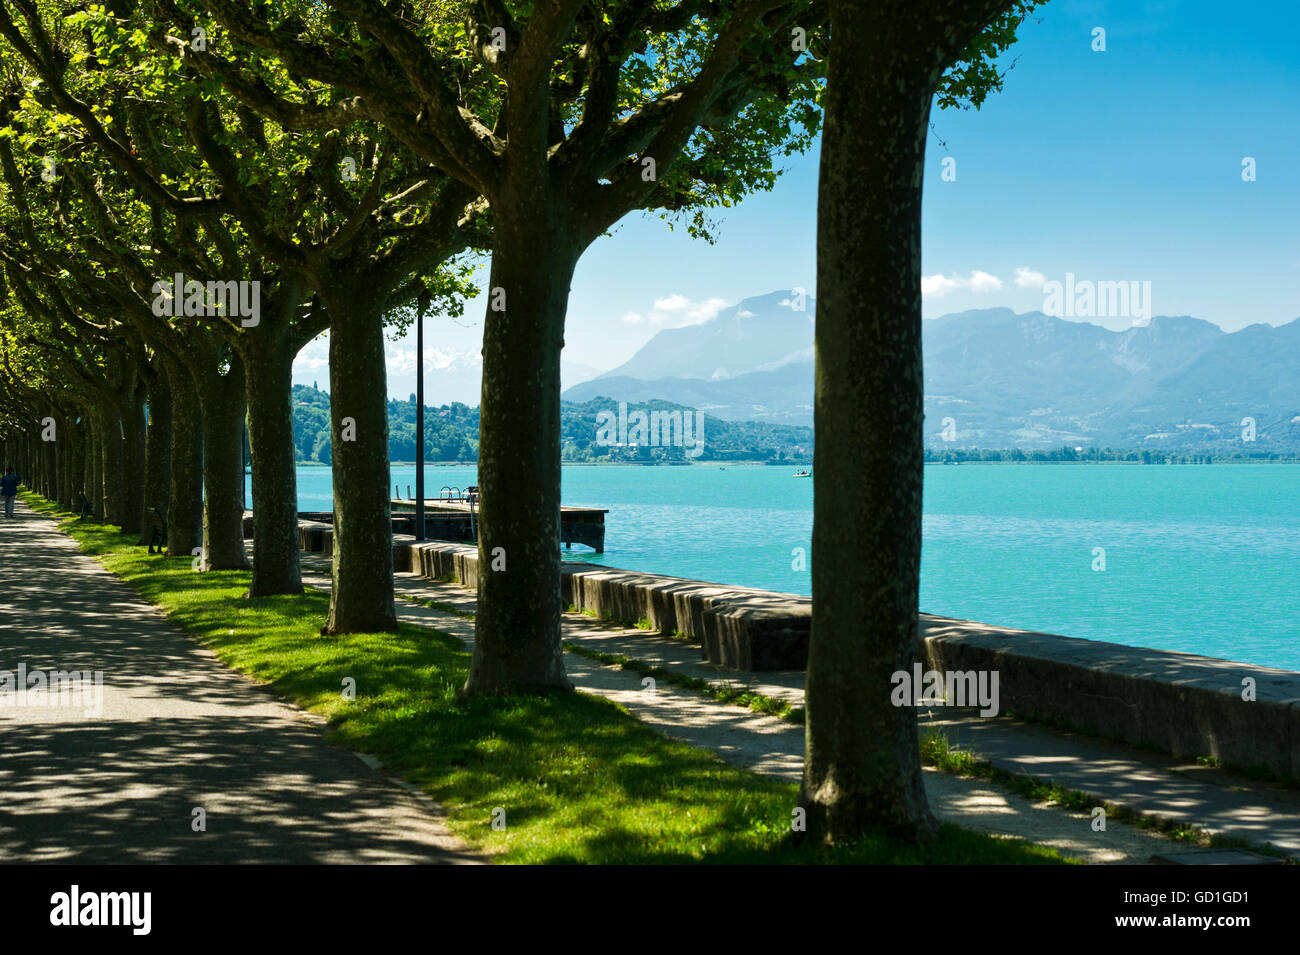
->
300;555;1212;864
0;500;478;863
554;605;1300;858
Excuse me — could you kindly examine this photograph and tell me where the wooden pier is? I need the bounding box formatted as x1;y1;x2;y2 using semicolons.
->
245;498;608;553
389;498;607;552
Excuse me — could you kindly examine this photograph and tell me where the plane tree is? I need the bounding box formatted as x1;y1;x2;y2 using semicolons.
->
0;306;75;500
189;0;830;690
1;275;144;528
0;138;188;542
145;0;488;628
0;0;484;605
0;82;244;562
0;1;256;562
802;0;1040;843
203;0;1041;698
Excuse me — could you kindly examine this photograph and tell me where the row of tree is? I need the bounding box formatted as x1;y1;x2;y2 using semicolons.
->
0;0;1039;845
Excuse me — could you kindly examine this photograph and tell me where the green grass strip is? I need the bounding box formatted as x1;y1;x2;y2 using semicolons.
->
253;508;1286;860
24;492;1066;864
388;553;1265;856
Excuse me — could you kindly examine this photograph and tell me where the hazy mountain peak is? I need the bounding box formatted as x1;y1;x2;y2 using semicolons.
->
564;298;1300;451
596;289;817;383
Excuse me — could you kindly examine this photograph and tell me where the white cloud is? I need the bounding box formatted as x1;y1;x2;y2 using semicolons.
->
292;337;329;374
921;274;962;298
653;293;692;313
385;345;416;375
626;294;730;327
1014;267;1047;288
426;348;479;371
968;270;1003;292
383;345;478;376
922;270;1004;298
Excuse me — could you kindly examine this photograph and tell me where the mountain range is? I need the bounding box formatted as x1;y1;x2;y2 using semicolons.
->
561;291;1300;452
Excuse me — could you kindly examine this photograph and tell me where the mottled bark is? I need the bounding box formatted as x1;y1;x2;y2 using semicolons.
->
85;414;100;515
40;412;56;501
322;286;394;634
55;414;70;508
62;413;80;509
121;378;148;536
165;360;204;558
800;0;1016;844
244;335;303;596
463;224;577;694
140;375;172;546
196;353;250;571
98;407;123;525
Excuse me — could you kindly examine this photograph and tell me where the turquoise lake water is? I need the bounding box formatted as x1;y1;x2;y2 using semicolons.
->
257;463;1300;671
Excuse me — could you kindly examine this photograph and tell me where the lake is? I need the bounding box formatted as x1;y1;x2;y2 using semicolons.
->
257;463;1300;671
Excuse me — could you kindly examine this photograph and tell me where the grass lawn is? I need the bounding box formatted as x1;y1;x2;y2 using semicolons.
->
24;492;1068;865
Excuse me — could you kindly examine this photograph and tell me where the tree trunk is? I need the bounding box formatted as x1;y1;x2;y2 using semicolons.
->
322;285;395;634
800;0;1016;844
86;414;100;516
165;360;204;558
121;378;148;536
41;411;56;501
98;407;123;525
140;373;173;546
61;414;79;509
57;416;69;500
463;225;577;694
196;354;251;571
244;337;303;596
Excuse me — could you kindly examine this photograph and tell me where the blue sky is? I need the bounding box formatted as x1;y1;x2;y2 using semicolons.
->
294;0;1300;399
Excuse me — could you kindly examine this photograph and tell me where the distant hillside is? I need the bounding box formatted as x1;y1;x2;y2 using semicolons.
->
564;293;1300;451
291;384;814;464
293;384;479;463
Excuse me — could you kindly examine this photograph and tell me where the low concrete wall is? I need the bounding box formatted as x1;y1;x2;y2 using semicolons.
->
394;541;809;670
919;615;1300;782
298;520;333;555
398;539;480;584
387;539;1300;782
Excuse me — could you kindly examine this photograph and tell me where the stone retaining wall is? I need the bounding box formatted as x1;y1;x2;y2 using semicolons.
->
918;615;1300;783
385;539;1300;781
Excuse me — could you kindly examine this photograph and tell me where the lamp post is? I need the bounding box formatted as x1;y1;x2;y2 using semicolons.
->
415;290;428;541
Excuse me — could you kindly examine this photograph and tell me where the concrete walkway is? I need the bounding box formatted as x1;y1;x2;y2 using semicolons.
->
555;609;1300;858
298;555;1252;864
0;500;478;863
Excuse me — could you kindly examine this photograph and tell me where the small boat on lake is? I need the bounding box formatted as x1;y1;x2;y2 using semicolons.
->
794;469;811;478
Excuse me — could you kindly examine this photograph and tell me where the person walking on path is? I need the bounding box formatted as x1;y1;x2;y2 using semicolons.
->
1;467;19;517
